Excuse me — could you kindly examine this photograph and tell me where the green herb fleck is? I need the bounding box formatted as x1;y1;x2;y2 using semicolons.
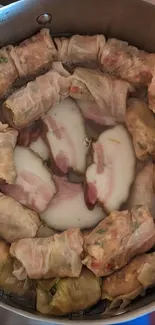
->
0;57;8;63
97;229;107;234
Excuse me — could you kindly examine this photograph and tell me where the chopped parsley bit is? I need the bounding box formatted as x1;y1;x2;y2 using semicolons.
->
97;229;107;234
0;57;8;63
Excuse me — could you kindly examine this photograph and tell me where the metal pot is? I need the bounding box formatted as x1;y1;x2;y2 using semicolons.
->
0;0;155;323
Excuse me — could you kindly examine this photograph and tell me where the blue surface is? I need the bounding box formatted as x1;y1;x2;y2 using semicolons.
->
123;315;150;325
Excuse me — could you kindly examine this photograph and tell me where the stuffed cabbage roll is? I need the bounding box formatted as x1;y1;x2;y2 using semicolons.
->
3;69;71;129
43;98;89;174
0;123;18;184
41;176;104;231
128;162;154;211
0;146;56;213
10;228;83;280
55;34;105;68
125;98;155;160
10;29;57;78
102;253;155;309
0;46;18;98
69;68;132;125
83;207;155;277
0;193;40;243
85;125;135;212
36;268;101;316
99;38;152;86
0;239;30;295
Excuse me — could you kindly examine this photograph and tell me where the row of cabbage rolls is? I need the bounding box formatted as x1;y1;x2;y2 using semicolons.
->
0;28;155;316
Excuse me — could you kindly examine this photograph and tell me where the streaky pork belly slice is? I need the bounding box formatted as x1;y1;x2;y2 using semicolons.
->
85;125;135;212
43;98;90;174
0;146;56;213
41;176;104;231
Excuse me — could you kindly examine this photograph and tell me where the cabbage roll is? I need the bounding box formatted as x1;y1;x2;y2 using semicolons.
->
3;70;71;129
10;228;83;280
10;29;57;78
36;268;101;316
99;38;152;86
83;207;155;277
0;123;18;184
0;193;40;243
0;239;30;295
69;68;132;125
55;34;105;68
128;162;154;211
125;98;155;160
0;46;18;98
102;252;155;309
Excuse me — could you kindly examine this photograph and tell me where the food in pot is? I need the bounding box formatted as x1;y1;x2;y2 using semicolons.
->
128;162;154;211
0;46;18;98
0;193;40;243
55;34;106;68
83;207;155;276
69;68;132;125
1;28;155;317
2;69;70;129
17;120;50;161
36;267;101;316
43;98;89;174
0;122;18;184
10;29;57;78
51;61;71;77
10;228;83;280
0;146;56;213
99;38;152;86
0;239;31;295
125;98;155;160
29;137;49;161
41;176;104;231
102;252;155;309
85;125;135;212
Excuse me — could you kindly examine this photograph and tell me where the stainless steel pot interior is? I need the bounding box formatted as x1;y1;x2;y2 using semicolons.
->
0;0;155;323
